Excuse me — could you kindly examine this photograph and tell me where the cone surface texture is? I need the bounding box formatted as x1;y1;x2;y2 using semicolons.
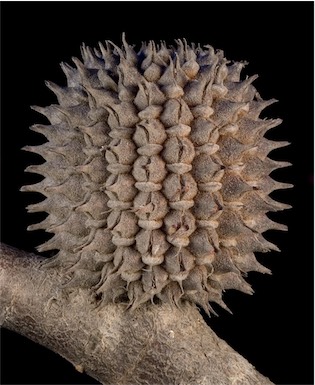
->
23;36;291;313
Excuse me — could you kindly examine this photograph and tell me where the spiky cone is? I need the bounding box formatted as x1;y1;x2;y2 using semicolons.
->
22;35;292;314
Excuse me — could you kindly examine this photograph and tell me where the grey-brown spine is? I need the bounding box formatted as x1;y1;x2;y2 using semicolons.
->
22;35;292;313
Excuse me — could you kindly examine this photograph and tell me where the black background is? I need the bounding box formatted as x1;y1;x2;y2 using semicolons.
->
1;2;314;384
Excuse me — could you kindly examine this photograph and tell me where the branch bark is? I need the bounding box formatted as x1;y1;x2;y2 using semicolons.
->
0;243;274;385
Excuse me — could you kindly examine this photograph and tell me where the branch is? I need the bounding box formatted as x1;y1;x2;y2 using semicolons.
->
0;243;274;385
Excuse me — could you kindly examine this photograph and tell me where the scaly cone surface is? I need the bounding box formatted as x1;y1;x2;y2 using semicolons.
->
22;35;292;313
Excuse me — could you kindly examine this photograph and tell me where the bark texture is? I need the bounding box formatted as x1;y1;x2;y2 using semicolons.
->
0;243;273;385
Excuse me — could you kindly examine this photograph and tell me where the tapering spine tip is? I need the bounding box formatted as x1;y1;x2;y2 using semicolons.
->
20;185;32;192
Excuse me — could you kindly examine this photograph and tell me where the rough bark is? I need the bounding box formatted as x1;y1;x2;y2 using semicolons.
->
0;243;274;385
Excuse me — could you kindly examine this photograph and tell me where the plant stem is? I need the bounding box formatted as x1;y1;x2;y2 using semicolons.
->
0;243;274;385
